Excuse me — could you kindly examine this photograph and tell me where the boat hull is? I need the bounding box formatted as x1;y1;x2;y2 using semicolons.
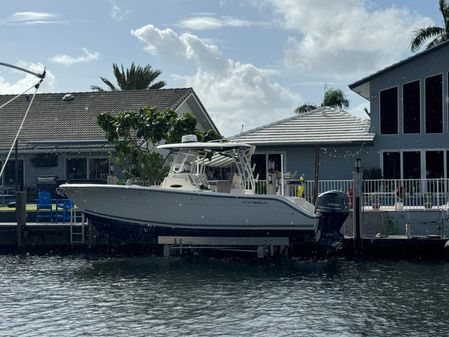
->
60;184;319;233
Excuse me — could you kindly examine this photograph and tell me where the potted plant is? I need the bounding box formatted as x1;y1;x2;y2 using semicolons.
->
369;193;380;209
424;192;433;209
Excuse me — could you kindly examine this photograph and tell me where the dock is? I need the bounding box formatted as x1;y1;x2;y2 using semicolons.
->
0;205;448;259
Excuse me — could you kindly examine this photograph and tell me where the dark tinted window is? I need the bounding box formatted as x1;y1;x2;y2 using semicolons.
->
89;158;109;180
383;152;400;179
426;151;444;178
380;87;398;134
251;154;266;180
403;151;420;179
67;158;87;179
3;160;24;187
425;74;442;133
403;81;420;133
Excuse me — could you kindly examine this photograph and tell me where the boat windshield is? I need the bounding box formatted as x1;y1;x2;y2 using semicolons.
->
165;144;256;193
170;153;197;173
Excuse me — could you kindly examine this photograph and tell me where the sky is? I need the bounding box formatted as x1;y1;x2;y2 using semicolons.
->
0;0;442;136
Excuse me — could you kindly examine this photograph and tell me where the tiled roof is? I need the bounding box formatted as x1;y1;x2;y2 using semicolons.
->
230;107;374;146
0;88;200;151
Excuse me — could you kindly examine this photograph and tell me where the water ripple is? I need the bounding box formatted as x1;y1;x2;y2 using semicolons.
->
0;256;449;336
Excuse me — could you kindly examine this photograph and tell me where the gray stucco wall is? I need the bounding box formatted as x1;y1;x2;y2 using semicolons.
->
2;151;113;190
255;143;377;181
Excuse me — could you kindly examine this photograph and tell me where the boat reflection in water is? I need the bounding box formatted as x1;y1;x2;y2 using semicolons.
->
60;135;349;255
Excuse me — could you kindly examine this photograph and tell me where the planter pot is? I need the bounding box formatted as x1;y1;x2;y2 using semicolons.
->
395;202;404;210
371;203;380;210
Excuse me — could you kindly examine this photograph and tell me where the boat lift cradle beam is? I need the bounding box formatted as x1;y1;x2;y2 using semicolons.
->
158;236;290;258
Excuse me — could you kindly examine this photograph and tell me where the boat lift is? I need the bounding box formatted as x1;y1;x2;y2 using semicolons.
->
158;236;290;258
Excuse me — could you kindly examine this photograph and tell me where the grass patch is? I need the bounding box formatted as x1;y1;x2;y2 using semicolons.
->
0;204;38;212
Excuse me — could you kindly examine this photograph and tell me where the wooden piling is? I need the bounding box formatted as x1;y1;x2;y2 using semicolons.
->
16;191;26;250
353;159;362;256
87;218;95;249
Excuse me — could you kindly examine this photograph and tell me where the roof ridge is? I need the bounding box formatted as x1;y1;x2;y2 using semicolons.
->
0;87;194;97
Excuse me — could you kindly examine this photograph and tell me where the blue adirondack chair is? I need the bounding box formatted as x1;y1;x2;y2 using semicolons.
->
54;199;74;223
35;191;53;222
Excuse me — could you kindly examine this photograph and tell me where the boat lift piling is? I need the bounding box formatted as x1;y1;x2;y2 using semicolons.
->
16;191;26;250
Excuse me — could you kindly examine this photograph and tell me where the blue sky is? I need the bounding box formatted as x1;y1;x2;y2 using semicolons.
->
0;0;442;136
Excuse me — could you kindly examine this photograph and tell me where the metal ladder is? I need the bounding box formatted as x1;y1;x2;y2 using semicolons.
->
70;208;86;244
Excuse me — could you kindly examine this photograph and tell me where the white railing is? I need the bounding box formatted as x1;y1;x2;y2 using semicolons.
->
131;177;449;209
256;178;449;209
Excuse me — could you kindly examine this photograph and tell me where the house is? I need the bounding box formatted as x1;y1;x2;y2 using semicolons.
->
0;88;218;197
349;40;449;181
233;41;449;192
233;107;374;181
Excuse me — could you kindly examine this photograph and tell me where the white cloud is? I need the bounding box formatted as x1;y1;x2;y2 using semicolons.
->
179;16;269;30
49;48;100;66
131;24;300;136
264;0;434;78
0;61;55;94
110;1;131;22
6;12;61;25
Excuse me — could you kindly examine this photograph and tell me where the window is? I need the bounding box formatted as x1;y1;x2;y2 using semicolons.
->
251;154;267;180
426;151;444;178
67;158;87;179
425;74;442;133
89;158;109;180
3;160;24;187
383;152;400;179
403;81;420;133
380;87;398;134
268;154;282;173
251;153;284;180
403;151;421;179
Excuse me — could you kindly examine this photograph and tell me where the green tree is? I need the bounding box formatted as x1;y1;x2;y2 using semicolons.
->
91;62;166;91
97;107;220;181
294;104;317;114
322;88;349;109
410;0;449;52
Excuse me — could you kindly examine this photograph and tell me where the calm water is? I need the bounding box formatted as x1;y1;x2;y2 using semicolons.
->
0;255;448;337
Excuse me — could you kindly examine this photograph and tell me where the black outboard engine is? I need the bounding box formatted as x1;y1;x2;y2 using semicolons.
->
315;190;350;250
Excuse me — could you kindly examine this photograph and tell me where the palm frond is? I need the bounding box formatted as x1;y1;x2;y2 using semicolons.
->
93;62;166;91
100;76;118;91
90;85;104;92
410;26;445;52
440;0;449;22
149;81;166;89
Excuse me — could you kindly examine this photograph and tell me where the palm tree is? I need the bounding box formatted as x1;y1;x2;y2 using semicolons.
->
322;88;349;109
410;0;449;53
91;62;166;91
294;104;317;114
